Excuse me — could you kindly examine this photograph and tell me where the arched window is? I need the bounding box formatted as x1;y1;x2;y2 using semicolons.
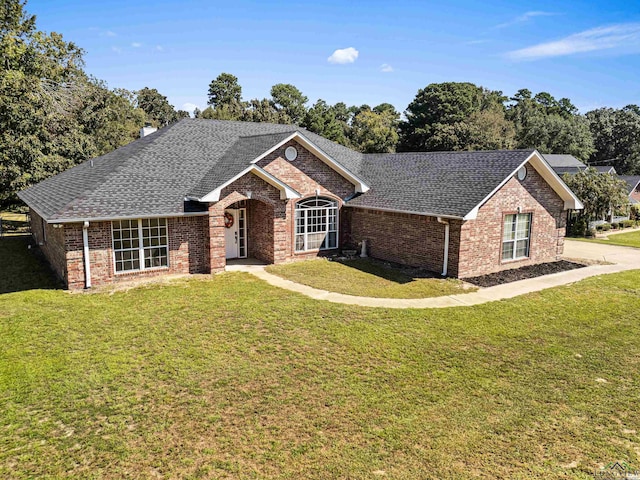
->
295;197;338;251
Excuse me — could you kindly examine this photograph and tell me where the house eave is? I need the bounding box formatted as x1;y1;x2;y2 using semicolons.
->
47;211;209;224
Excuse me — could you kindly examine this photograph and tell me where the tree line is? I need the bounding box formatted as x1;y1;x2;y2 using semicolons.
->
199;73;640;176
2;0;640;209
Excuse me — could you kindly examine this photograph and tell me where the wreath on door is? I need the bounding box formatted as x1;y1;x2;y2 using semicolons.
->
224;212;234;228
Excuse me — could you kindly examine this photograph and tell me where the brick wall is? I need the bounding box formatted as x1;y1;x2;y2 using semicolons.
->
62;215;209;289
210;139;356;268
29;208;67;283
456;166;566;278
257;140;355;200
344;208;462;276
248;200;274;263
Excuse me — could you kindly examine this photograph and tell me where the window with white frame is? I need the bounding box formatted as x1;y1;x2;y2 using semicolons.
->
112;218;168;272
295;197;338;252
502;213;531;261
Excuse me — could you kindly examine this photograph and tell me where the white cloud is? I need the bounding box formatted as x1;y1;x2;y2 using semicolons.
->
505;22;640;61
131;42;142;48
105;30;117;37
380;63;393;72
465;39;490;45
155;45;164;51
182;103;199;113
111;46;122;54
327;47;359;64
495;11;557;29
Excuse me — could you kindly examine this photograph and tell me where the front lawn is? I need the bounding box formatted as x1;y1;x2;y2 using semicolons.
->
572;230;640;249
266;258;473;298
2;247;640;478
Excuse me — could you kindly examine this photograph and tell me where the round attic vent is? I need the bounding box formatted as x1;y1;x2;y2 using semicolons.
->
517;165;527;181
285;146;298;161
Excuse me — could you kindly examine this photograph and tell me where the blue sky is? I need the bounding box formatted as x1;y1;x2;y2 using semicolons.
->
28;0;640;115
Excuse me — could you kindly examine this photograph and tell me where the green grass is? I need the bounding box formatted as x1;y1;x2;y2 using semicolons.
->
266;258;473;298
2;246;640;478
571;230;640;249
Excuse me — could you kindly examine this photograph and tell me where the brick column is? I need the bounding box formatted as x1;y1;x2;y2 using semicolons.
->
208;204;226;273
273;201;289;264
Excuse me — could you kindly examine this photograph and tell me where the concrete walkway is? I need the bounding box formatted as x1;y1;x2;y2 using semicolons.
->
225;240;640;309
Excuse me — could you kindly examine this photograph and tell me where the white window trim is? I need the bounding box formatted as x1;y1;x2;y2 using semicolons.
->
295;198;339;252
502;213;532;262
112;218;170;274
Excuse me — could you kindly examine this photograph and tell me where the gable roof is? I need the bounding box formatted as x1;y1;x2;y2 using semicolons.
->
346;150;582;219
619;175;640;195
19;119;581;223
19;119;366;223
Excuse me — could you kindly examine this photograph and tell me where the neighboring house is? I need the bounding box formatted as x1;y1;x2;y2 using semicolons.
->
543;153;588;176
543;153;617;176
619;175;640;205
19;119;582;289
544;153;632;225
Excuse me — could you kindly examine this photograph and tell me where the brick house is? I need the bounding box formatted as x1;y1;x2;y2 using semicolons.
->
18;119;582;289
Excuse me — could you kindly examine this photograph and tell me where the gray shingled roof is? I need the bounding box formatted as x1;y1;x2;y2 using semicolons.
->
188;131;297;199
18;119;364;222
542;154;586;168
619;175;640;195
19;119;555;222
346;150;535;218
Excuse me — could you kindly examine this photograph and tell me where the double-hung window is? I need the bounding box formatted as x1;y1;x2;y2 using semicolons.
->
112;218;168;272
502;213;531;261
295;197;338;252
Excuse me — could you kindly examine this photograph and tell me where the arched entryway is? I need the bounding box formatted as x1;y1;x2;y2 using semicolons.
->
224;199;275;265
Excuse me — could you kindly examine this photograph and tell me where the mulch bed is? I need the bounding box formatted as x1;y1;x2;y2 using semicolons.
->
464;260;587;288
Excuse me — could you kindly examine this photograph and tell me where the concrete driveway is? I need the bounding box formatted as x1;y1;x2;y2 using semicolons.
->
563;239;640;267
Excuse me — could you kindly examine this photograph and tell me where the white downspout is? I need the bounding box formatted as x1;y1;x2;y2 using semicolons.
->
437;217;449;277
82;221;91;289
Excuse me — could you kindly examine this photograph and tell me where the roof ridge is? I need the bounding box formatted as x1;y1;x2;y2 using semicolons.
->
238;130;298;139
364;149;536;157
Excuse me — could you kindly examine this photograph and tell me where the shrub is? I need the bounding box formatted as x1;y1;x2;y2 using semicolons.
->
623;219;635;228
601;223;611;231
586;228;597;237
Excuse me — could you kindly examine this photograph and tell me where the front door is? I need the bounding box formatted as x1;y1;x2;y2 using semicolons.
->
224;208;247;259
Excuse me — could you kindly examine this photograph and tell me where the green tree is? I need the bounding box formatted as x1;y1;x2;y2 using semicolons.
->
349;108;399;153
243;98;281;123
587;106;640;174
79;83;146;156
270;83;307;124
0;0;146;207
398;82;510;151
0;0;86;206
508;90;594;160
301;99;349;146
207;72;244;120
135;87;177;127
563;168;629;235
